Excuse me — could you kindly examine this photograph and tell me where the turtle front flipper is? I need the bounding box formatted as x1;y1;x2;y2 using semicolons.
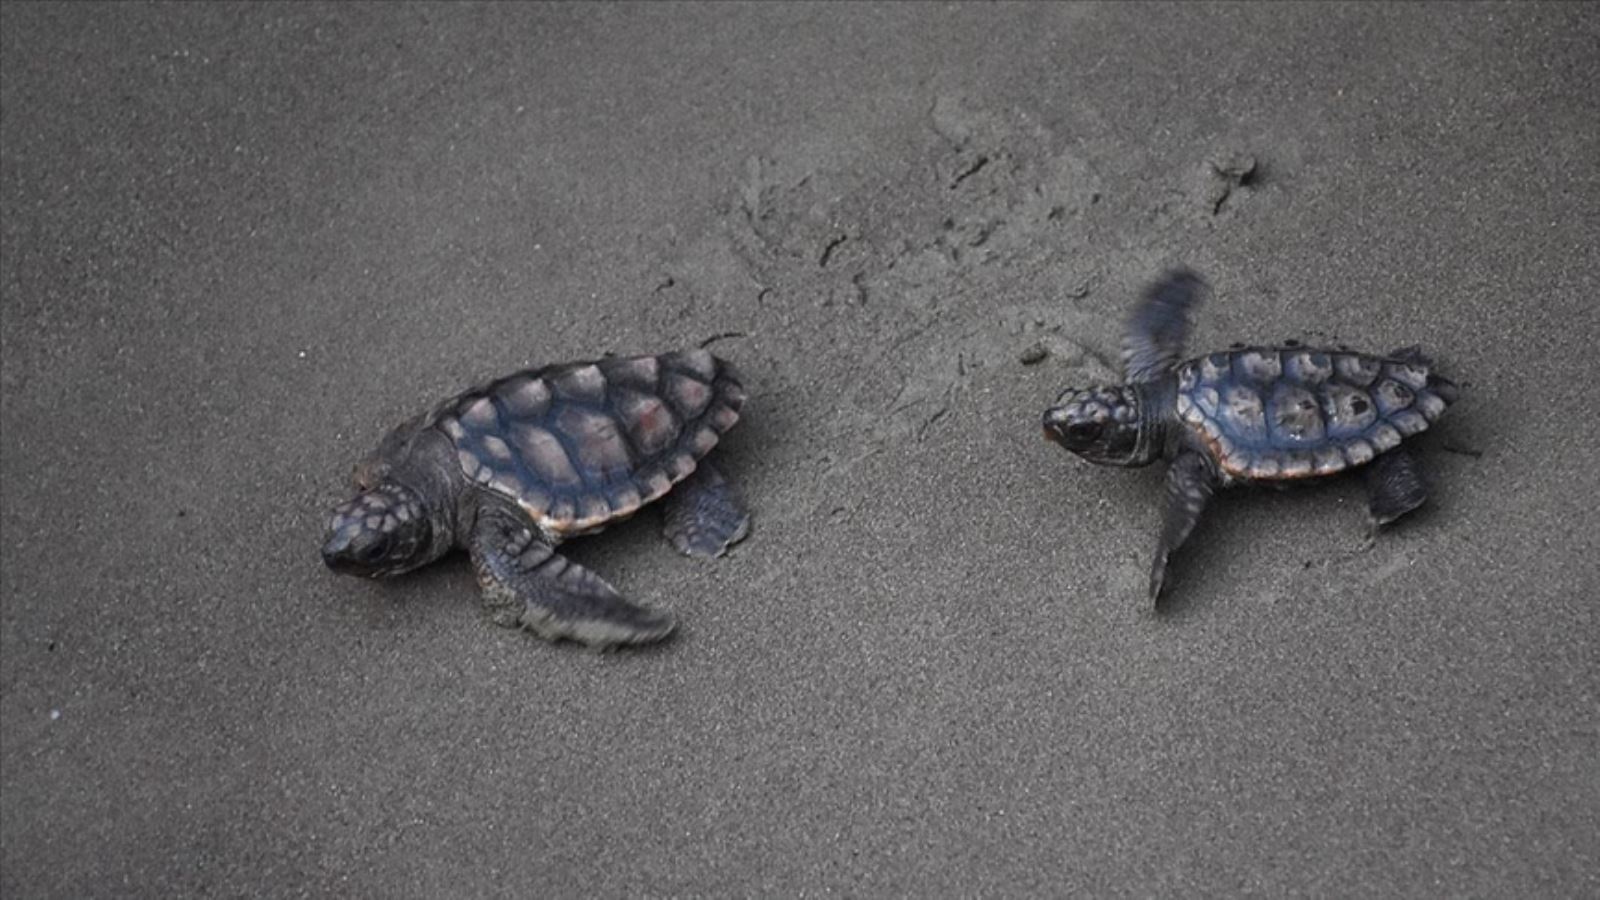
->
1366;447;1429;529
1122;268;1208;383
1151;451;1219;603
469;509;675;647
662;460;750;559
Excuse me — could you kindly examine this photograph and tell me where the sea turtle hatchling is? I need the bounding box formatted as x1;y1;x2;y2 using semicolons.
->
1042;268;1459;602
321;348;749;647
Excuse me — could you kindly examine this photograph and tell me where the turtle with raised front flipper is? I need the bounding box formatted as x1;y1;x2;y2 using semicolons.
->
321;349;749;648
1042;268;1458;603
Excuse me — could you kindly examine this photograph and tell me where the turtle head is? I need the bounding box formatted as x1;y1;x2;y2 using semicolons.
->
321;480;434;578
1043;384;1152;467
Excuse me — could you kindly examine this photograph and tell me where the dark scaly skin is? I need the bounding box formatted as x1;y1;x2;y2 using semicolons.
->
321;350;748;648
468;502;674;644
1042;269;1458;604
321;425;467;579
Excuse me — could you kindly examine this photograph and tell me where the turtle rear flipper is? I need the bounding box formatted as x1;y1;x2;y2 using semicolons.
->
662;460;749;558
1366;447;1429;529
470;509;675;647
1388;344;1460;404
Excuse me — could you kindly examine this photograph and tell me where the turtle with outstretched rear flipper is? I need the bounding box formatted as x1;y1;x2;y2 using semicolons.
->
321;348;749;648
1043;268;1458;603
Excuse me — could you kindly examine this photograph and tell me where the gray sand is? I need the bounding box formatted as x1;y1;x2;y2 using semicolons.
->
3;2;1596;896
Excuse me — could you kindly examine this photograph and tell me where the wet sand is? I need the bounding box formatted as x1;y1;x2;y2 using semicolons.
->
3;2;1596;895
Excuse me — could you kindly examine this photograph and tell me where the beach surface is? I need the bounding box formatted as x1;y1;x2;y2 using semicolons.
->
3;2;1596;895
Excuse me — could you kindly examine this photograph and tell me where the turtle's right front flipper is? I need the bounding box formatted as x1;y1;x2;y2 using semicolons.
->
1150;451;1218;604
469;509;675;647
1122;268;1208;383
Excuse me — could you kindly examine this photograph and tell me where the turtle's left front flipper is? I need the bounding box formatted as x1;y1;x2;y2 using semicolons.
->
1151;451;1219;604
470;509;676;647
662;460;749;558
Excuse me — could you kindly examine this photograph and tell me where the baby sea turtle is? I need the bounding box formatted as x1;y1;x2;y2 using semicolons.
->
321;349;749;647
1042;268;1458;602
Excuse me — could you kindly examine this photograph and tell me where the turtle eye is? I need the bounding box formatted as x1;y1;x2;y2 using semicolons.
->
361;541;389;563
1066;421;1104;443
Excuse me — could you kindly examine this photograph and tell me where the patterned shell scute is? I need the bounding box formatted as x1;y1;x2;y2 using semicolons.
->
431;350;745;536
1174;346;1453;481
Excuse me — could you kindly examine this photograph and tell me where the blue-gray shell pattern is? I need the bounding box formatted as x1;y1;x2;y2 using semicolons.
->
1173;347;1454;481
429;349;745;537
